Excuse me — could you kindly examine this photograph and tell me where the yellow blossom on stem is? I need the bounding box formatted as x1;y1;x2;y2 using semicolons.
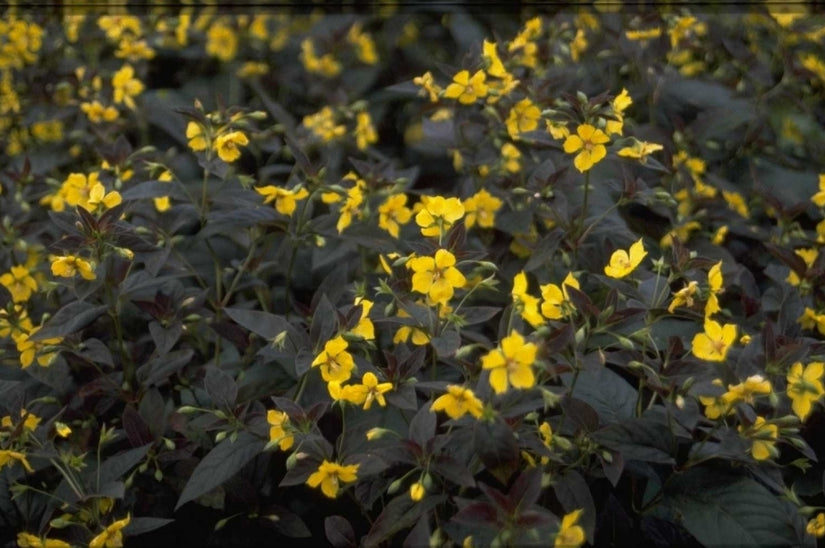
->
481;330;537;394
1;408;41;432
563;123;610;172
0;265;38;303
338;372;393;410
415;196;465;239
506;97;541;139
443;69;488;104
463;189;502;229
393;307;431;345
89;514;130;548
266;409;294;451
378;194;412;238
413;71;441;102
350;297;375;340
206;21;238;62
555;509;586;548
51;255;96;280
705;261;724;318
540;272;579;320
512;271;543;328
409;249;466;306
617;138;663;163
430;385;484;419
807;513;825;538
668;280;698;313
112;64;144;109
691;319;737;362
501;142;522;173
311;336;355;384
0;449;34;472
726;374;772;404
185;121;209;151
604;238;646;279
303;106;346;141
16;532;70;548
14;327;62;369
798;307;825;336
354;111;378;150
214;130;248;162
306;460;359;498
482;39;507;78
605;88;632;135
81;100;119;123
786;248;817;287
786;361;825;421
738;416;778;461
255;185;309;216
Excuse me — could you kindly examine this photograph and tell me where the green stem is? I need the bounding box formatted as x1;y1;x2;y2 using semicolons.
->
579;170;591;242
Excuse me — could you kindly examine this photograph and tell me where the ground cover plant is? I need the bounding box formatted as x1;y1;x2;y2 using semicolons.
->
2;3;825;547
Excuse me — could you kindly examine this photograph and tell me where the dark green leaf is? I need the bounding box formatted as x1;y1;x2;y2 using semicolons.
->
362;494;447;548
658;468;810;547
204;366;238;409
408;405;436;447
563;365;637;424
176;432;265;510
137;348;194;387
125;517;174;537
325;514;357;548
590;417;675;464
431;329;461;358
30;302;107;340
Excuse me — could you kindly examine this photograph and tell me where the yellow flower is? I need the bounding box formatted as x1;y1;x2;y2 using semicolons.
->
482;39;507;78
311;336;355;383
303;106;346;141
413;71;441;102
354;111;378;151
111;64;144;110
443;70;488;105
605;88;632;135
510;271;543;328
481;330;537;394
625;27;662;41
786;361;825;421
378;194;412;238
604;238;646;279
712;225;729;246
555;509;586;548
55;421;72;438
336;178;365;233
501;142;521;173
705;261;724;318
81;101;119;123
798;307;825;336
463;189;502;230
267;409;294;451
88;182;122;212
722;190;749;218
415;195;465;238
1;408;41;431
691;320;737;362
0;449;33;472
14;327;61;369
306;460;359;498
409;249;466;306
667;280;698;313
506;98;541;139
563;124;610;172
350;297;375;340
16;532;71;548
51;255;96;280
347;23;378;65
431;385;484;419
89;514;130;548
255;185;309;216
698;379;736;420
546;119;570;140
185;121;209;152
300;39;341;77
540;272;579;320
726;374;772;404
206;22;238;62
807;513;825;538
340;372;393;410
617;138;663;163
214;130;248;162
738;416;778;461
786;248;817;287
0;265;38;303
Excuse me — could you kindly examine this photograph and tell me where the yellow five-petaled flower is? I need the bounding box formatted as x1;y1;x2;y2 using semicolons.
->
306;460;359;498
214;130;248;162
311;335;355;384
691;319;737;362
443;69;488;104
604;238;646;279
430;385;484;419
786;361;825;422
481;330;537;394
563;123;610;172
408;249;466;306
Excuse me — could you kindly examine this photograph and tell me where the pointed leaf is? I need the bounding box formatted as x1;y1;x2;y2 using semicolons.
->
175;432;265;510
30;302;107;340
